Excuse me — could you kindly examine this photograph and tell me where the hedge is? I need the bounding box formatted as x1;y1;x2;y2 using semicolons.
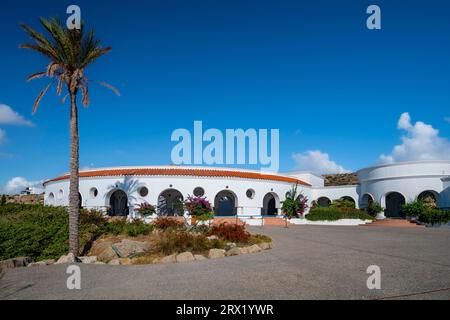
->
306;207;375;221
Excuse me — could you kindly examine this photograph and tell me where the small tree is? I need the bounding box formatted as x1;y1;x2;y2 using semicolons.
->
0;195;6;206
281;184;309;219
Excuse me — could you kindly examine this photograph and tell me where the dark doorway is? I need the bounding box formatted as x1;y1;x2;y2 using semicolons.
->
109;190;129;216
385;192;406;218
158;189;184;216
262;193;278;215
214;190;236;216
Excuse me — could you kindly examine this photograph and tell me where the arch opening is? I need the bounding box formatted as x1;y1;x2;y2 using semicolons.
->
262;192;279;216
158;189;184;216
214;190;237;216
109;190;129;216
418;190;439;208
317;197;331;208
385;192;406;218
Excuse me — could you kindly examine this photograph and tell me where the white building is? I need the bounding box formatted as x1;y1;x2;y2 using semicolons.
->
43;160;450;219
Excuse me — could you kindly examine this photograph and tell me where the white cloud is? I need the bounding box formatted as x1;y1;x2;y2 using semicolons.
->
0;128;5;145
0;104;34;126
380;112;450;163
2;177;44;195
292;150;350;174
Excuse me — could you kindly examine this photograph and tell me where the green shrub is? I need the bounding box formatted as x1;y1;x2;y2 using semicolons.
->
418;209;450;225
401;200;428;217
0;204;106;260
366;202;383;217
330;198;356;209
105;218;153;236
306;207;374;221
248;234;272;245
155;230;225;255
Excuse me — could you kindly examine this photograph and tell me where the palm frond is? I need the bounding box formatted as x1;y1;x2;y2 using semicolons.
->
97;81;121;96
27;71;47;81
32;82;51;114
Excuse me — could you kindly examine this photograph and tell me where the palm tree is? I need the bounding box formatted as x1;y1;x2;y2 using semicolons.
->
20;18;119;256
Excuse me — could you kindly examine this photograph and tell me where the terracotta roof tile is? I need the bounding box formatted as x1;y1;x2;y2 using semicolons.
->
44;168;310;186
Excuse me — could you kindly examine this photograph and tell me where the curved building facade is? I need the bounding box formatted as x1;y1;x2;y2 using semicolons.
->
43;161;450;219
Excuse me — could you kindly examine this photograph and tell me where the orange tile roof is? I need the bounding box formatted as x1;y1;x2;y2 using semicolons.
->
44;167;310;186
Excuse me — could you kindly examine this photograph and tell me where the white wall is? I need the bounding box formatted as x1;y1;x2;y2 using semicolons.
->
45;173;312;217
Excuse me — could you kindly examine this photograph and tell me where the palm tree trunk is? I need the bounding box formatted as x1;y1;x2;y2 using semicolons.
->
68;92;79;256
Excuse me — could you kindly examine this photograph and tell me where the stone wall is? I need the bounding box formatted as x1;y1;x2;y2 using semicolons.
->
2;194;44;205
322;173;359;187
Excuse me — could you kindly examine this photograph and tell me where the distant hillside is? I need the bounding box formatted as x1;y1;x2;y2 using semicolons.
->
322;173;359;186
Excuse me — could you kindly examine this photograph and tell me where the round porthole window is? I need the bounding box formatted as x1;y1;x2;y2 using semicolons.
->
90;187;98;198
246;189;255;199
193;187;205;197
139;186;149;197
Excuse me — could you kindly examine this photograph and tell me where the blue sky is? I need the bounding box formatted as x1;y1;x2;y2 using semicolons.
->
0;0;449;193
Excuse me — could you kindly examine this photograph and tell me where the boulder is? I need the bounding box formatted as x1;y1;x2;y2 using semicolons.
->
208;249;225;259
160;254;177;264
90;241;118;262
78;256;97;264
258;242;272;250
194;254;207;261
27;259;55;267
225;247;243;256
246;244;262;254
206;235;219;241
55;253;76;264
226;242;237;249
119;258;132;265
0;257;32;269
176;252;195;263
114;239;151;258
108;259;121;265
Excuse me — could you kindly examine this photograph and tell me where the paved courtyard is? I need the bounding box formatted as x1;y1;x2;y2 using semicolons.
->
1;225;450;300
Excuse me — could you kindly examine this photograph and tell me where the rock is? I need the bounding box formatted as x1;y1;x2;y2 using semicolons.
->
94;261;106;265
226;242;237;249
258;242;272;250
225;247;243;256
194;254;207;261
90;241;118;262
208;249;225;259
119;258;132;265
246;244;262;254
78;256;97;264
176;252;195;263
55;253;76;264
108;259;121;265
160;254;177;264
206;235;219;241
114;239;151;258
0;257;32;269
27;259;55;267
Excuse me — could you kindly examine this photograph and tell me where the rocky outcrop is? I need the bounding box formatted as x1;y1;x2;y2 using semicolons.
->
322;173;358;186
89;239;151;262
176;252;195;263
0;257;33;269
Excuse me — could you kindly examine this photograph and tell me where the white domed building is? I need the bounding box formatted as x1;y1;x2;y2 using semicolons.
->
43;160;450;220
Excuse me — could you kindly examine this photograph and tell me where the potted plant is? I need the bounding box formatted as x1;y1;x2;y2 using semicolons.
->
135;202;156;219
184;195;213;225
366;201;384;220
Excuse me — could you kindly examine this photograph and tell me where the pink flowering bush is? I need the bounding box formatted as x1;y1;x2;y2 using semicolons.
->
184;195;213;217
135;202;156;217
